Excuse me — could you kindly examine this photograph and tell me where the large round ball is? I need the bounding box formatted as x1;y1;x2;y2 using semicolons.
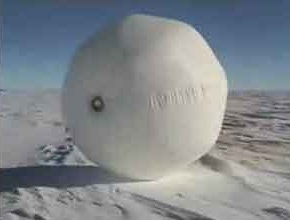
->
62;14;228;180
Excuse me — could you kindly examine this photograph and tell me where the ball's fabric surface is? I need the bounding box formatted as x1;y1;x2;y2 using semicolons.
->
62;14;228;180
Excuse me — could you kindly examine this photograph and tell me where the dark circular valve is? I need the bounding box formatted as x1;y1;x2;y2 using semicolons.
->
91;96;105;112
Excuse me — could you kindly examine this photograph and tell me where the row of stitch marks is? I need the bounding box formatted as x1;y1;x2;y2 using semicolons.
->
149;86;207;110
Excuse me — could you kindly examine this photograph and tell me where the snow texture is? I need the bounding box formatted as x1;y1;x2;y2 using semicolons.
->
1;90;290;220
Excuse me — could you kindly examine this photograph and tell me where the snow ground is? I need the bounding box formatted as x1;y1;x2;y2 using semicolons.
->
1;90;290;220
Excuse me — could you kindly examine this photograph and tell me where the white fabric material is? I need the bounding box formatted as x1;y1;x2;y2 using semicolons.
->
62;14;228;179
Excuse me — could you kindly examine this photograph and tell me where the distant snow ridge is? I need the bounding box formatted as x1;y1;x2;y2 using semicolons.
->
36;143;94;166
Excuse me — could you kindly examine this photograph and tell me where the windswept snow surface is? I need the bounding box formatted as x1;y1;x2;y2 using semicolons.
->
1;90;290;220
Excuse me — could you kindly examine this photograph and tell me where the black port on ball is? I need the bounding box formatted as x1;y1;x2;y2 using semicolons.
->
91;96;104;112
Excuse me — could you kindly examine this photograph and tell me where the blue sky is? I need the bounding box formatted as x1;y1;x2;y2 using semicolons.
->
1;0;289;90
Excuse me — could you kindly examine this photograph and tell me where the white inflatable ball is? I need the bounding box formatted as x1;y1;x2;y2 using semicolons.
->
62;14;227;180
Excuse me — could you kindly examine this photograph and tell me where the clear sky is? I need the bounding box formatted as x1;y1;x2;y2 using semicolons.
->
1;0;289;90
